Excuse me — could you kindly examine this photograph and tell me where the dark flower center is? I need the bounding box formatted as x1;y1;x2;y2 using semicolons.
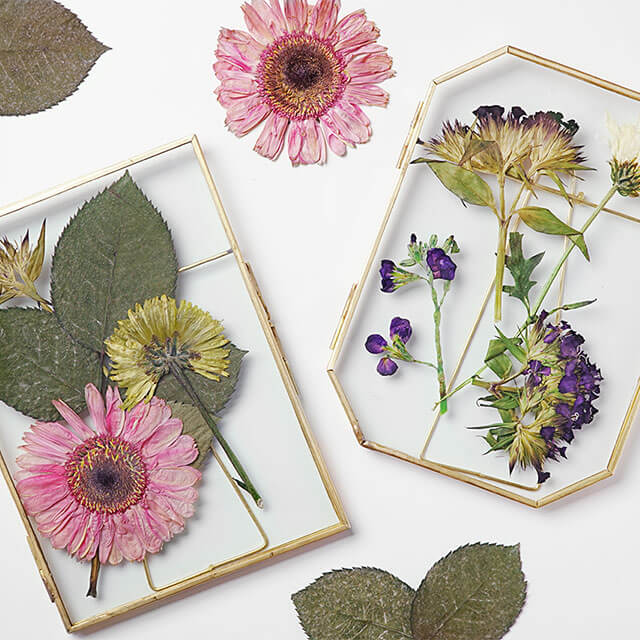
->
66;437;147;514
257;33;346;120
143;332;200;377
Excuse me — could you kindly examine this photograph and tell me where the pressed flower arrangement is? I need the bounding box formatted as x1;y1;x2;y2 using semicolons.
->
0;171;259;599
214;0;394;165
330;47;640;505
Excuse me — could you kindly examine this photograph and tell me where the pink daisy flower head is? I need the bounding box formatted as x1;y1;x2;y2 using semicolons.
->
214;0;395;165
16;384;201;565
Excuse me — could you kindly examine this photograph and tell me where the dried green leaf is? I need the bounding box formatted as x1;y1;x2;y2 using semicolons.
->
503;232;544;307
155;345;246;416
515;206;589;260
167;402;213;469
494;326;526;364
292;568;414;640
0;308;100;421
0;0;109;115
51;172;178;355
414;159;495;208
411;543;526;640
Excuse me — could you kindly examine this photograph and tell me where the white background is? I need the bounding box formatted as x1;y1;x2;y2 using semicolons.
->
0;0;638;637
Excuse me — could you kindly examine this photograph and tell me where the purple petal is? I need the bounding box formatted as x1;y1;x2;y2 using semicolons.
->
410;233;417;244
540;426;555;443
377;357;398;376
379;259;395;279
427;248;457;281
536;468;551;484
389;317;412;343
559;375;578;394
365;334;387;354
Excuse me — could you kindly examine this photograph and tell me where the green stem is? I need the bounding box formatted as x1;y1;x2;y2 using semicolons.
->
169;363;263;508
494;219;508;322
530;184;618;317
431;284;447;415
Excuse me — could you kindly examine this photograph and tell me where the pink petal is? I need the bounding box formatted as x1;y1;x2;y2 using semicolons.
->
334;12;381;58
225;95;271;136
141;419;183;457
153;435;199;468
284;0;308;31
99;516;116;564
105;387;125;437
254;112;289;159
322;101;372;145
52;399;94;440
320;119;348;155
150;467;201;489
216;28;263;73
345;51;395;85
308;0;340;39
242;2;278;44
344;83;390;107
288;119;326;165
85;384;106;434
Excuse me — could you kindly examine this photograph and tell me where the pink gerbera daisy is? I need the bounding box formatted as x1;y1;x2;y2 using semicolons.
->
214;0;394;165
16;384;201;566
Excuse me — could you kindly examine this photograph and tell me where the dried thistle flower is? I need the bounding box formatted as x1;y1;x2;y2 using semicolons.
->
0;220;51;310
607;113;640;197
477;312;602;484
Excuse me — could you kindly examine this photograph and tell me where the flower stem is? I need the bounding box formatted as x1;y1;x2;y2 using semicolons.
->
430;284;447;415
87;554;100;598
494;219;508;322
168;363;263;509
530;184;618;317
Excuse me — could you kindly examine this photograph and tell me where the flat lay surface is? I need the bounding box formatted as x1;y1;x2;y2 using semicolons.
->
0;1;638;637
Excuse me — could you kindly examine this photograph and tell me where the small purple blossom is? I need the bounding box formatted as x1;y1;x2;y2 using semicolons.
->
524;359;551;388
427;248;457;281
365;317;413;377
379;259;397;292
390;316;412;343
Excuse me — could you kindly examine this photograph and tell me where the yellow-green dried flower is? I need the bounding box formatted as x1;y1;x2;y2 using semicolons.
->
0;220;50;310
607;113;640;197
105;295;230;408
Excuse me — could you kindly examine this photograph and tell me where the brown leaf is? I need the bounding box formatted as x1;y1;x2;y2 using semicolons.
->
0;0;109;115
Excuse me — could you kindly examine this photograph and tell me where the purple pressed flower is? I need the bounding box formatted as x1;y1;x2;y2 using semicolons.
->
535;468;551;484
559;331;585;358
380;259;397;293
473;105;505;121
410;233;417;244
365;317;414;377
389;316;412;343
540;426;556;443
426;248;457;281
377;357;398;376
525;359;551;387
365;334;387;354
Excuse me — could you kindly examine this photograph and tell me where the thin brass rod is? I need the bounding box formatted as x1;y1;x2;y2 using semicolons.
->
507;45;640;101
535;469;613;508
362;439;538;507
608;378;640;472
143;446;269;593
178;248;233;273
0;136;193;219
433;45;508;85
